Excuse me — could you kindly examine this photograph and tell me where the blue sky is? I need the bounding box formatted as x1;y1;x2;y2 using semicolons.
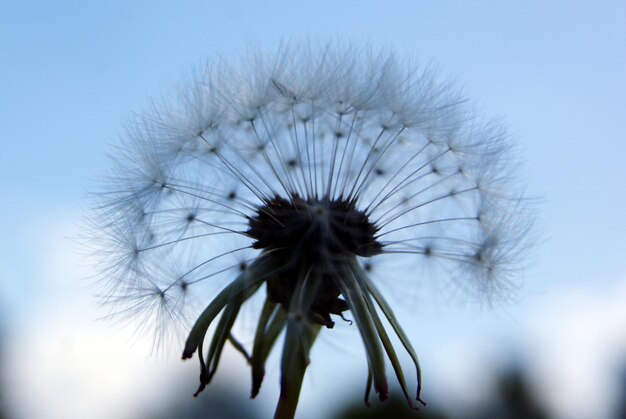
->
1;1;626;418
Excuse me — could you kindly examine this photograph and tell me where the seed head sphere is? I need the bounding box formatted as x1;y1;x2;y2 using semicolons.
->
90;44;531;418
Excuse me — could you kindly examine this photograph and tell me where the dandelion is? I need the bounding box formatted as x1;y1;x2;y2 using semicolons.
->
89;44;531;419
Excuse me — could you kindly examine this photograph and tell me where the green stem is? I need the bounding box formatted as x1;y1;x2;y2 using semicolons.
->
274;364;305;419
274;269;323;419
274;320;320;419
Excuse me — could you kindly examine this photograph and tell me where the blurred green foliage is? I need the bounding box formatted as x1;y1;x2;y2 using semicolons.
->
334;369;549;419
143;386;257;419
139;365;626;419
0;320;6;419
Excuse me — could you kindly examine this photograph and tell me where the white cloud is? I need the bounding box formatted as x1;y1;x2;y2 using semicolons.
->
523;278;626;419
5;217;166;419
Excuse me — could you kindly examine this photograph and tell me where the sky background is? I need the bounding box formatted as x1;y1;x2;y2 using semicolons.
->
1;1;625;418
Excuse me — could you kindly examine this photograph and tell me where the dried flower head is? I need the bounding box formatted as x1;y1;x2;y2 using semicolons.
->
89;44;531;418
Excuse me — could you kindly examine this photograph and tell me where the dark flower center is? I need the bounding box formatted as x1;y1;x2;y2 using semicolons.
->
247;195;383;327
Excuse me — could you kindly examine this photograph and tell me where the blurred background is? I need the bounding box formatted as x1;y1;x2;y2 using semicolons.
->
1;1;625;418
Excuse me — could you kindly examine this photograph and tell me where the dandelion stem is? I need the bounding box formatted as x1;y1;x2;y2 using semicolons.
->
274;320;320;419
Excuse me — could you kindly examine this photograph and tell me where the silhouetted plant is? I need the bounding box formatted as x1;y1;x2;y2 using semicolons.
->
472;369;549;419
88;44;531;418
145;384;257;419
613;363;626;419
335;393;450;419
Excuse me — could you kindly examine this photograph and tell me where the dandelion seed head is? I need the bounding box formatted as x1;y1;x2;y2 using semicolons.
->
88;43;532;412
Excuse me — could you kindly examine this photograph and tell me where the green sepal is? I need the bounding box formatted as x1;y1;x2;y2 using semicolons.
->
251;298;287;398
360;279;416;409
182;256;273;360
353;261;426;406
228;333;252;363
334;265;389;402
204;295;246;382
